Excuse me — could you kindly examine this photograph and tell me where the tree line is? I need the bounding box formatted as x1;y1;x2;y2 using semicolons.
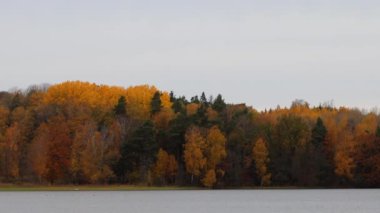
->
0;81;379;188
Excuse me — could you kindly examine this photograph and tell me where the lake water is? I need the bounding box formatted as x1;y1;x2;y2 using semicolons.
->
0;189;379;213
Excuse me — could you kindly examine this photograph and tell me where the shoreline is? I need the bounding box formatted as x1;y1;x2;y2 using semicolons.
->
0;184;376;191
0;185;201;191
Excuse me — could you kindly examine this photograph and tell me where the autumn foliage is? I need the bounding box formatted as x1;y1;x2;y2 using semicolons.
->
0;81;379;188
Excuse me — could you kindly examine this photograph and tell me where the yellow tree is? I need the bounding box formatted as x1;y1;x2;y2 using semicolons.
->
201;126;227;187
82;132;115;183
335;150;355;181
355;113;378;137
43;81;126;111
202;169;216;188
205;126;227;169
70;121;97;183
184;126;206;184
81;124;120;184
252;138;271;186
153;149;169;181
153;149;178;184
334;133;355;182
125;85;172;121
186;103;199;116
152;108;175;131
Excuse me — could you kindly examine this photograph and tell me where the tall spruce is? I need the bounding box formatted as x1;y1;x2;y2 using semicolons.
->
310;117;333;186
311;117;327;148
151;91;162;115
212;94;226;113
113;96;127;116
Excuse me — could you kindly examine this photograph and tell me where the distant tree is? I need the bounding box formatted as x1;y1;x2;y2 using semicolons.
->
122;121;157;183
376;126;380;138
113;96;127;116
171;95;187;114
2;123;22;181
45;115;72;184
253;138;271;186
153;149;178;185
205;126;227;170
271;114;311;185
0;107;9;134
310;117;333;186
201;126;227;187
290;99;309;109
81;131;117;184
202;169;216;188
186;103;199;117
354;135;380;187
311;118;327;148
224;127;248;187
212;94;226;113
169;91;175;102
200;92;208;106
28;123;49;183
151;91;162;115
9;91;23;111
183;126;206;184
335;149;355;182
190;96;199;104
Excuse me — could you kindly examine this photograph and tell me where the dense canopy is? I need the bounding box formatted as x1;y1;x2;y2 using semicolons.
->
0;81;379;188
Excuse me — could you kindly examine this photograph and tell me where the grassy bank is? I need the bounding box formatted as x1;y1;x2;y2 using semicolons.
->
0;185;201;191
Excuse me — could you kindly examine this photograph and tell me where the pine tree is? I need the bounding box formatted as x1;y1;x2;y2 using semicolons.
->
212;94;226;113
200;92;208;106
151;91;162;115
191;95;200;104
113;96;127;116
122;121;158;183
376;126;380;138
311;117;327;148
310;117;332;186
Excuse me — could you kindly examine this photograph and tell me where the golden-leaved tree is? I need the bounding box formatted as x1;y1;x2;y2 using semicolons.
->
81;122;121;184
334;132;355;182
153;148;178;185
184;126;206;184
202;126;227;187
252;138;271;186
125;85;172;120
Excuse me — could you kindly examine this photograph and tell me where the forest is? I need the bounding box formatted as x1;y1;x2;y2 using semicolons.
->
0;81;379;188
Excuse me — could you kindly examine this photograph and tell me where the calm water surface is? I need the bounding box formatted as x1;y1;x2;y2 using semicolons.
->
0;189;379;213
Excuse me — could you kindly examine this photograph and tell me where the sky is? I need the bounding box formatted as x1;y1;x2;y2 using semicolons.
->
0;0;379;110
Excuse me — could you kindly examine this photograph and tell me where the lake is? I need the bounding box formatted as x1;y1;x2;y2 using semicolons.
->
0;189;379;213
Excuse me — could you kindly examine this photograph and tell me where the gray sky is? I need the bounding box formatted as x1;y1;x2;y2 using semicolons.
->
1;0;379;110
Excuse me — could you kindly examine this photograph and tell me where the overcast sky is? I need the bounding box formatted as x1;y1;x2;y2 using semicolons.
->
0;0;379;110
